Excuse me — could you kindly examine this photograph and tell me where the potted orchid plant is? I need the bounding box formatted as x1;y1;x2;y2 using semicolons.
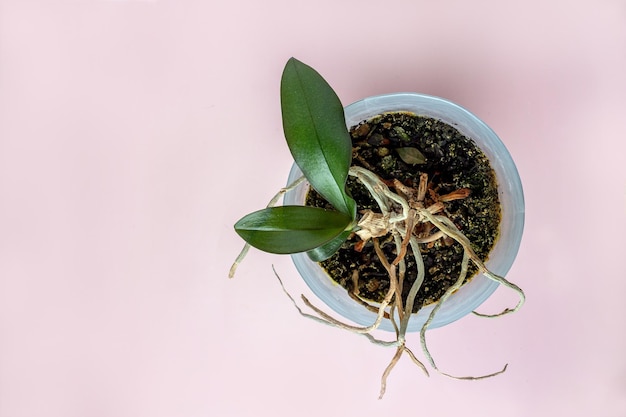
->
230;57;525;398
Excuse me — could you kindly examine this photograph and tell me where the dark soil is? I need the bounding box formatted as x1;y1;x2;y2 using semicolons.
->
306;112;500;312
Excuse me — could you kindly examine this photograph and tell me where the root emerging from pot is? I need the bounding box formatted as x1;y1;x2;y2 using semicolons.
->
230;167;525;399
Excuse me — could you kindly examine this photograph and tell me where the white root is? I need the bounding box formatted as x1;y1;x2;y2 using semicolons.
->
229;175;307;278
232;166;525;398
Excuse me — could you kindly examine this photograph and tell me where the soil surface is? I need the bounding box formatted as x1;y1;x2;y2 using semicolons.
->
306;112;501;312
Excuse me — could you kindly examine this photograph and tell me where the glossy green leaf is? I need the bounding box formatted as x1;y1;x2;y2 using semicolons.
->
280;58;356;218
234;206;352;254
306;229;352;262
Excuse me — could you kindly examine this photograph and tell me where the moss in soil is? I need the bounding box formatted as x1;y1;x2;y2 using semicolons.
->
306;112;501;312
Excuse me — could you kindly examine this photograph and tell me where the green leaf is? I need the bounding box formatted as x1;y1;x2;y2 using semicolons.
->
234;206;352;254
280;58;356;218
396;147;426;165
306;229;352;262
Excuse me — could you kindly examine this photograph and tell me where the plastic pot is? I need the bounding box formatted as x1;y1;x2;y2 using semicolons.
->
283;93;524;332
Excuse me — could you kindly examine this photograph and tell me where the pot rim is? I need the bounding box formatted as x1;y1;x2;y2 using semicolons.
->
284;92;525;332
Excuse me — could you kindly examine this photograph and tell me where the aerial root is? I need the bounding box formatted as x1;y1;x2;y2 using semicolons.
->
273;265;396;346
438;363;508;381
232;166;524;399
229;175;307;278
379;346;404;399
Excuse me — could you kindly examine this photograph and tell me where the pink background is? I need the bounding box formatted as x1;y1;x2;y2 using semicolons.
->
1;1;625;416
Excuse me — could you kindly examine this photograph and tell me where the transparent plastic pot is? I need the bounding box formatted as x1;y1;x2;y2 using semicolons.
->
283;93;524;332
